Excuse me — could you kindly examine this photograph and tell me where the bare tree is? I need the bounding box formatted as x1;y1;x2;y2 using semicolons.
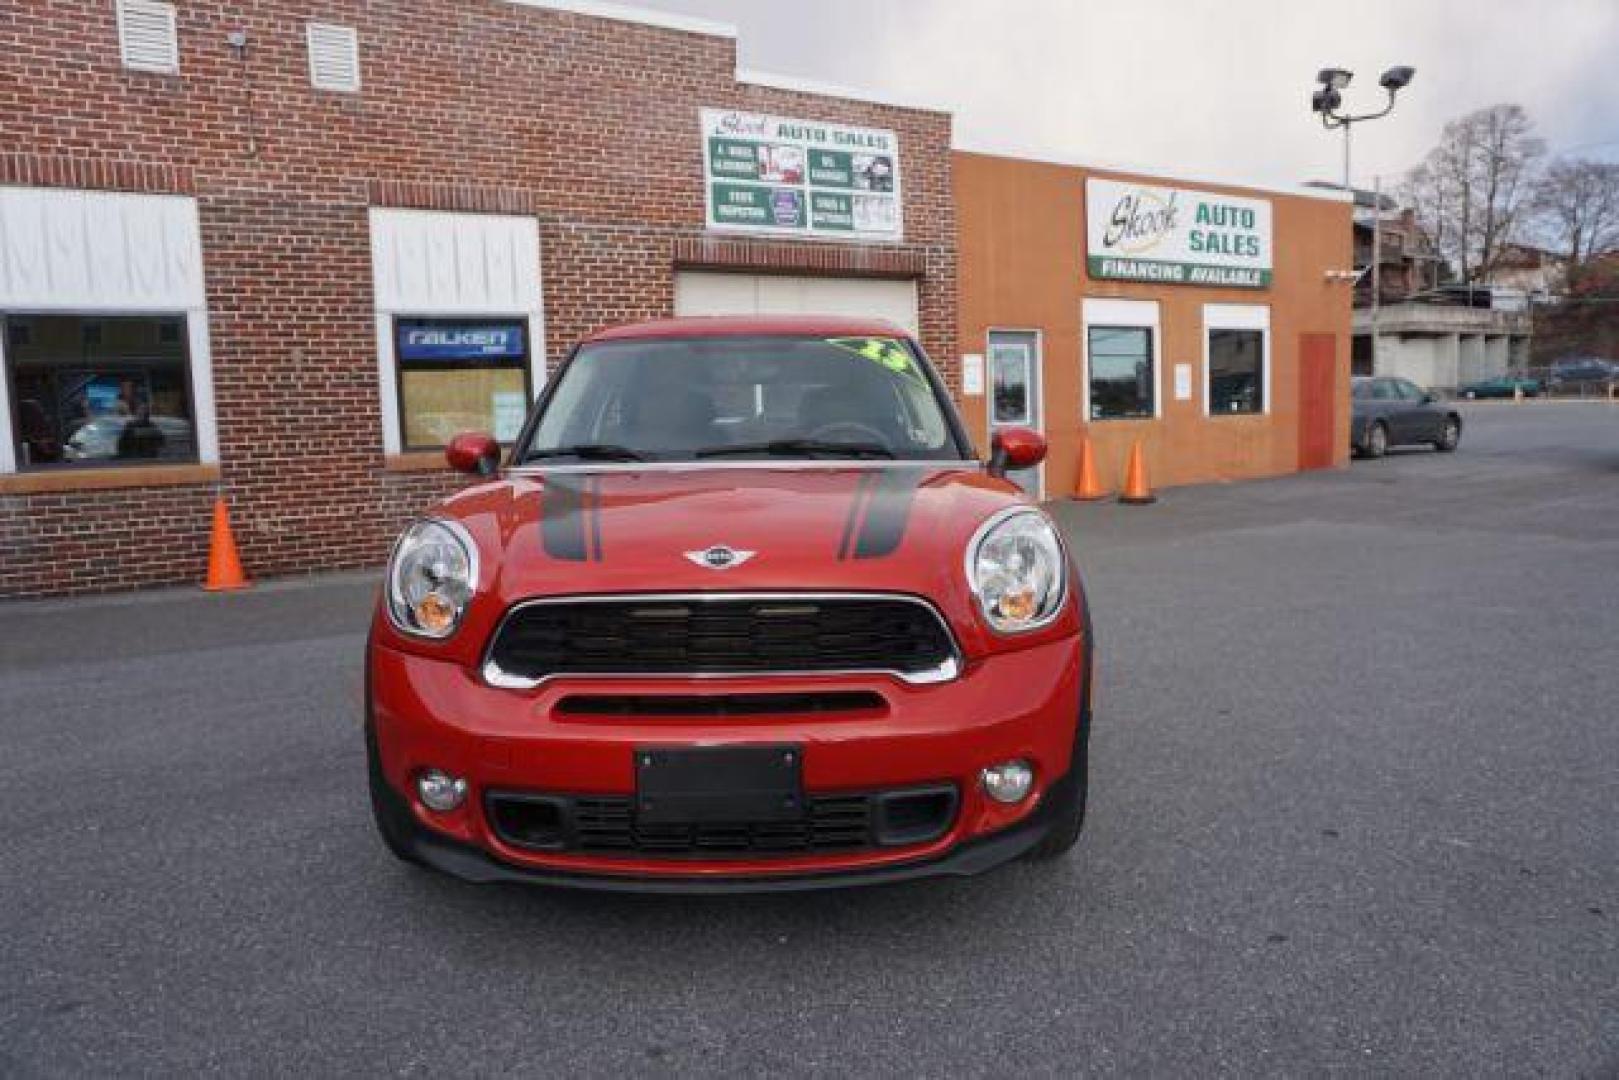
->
1533;158;1619;286
1404;104;1545;283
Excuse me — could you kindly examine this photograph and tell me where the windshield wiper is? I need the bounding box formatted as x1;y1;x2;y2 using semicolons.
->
524;443;648;463
695;438;895;460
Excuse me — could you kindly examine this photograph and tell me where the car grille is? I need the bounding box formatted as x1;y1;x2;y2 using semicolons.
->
484;594;958;687
485;786;958;859
574;794;874;854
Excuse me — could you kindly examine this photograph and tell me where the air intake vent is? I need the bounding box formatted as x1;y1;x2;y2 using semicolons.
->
117;0;179;74
306;22;360;92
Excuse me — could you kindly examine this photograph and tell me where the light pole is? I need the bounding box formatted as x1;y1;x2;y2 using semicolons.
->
1311;66;1416;189
1312;66;1415;376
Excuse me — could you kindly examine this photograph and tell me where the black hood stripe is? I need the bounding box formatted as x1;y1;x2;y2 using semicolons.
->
851;467;924;559
587;475;604;561
837;471;880;560
540;475;592;562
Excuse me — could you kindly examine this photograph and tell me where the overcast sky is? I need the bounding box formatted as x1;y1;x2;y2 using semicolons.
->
630;0;1619;189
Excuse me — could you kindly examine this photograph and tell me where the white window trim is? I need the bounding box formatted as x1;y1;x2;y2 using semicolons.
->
368;209;546;456
0;188;217;473
1081;298;1162;423
1202;303;1271;418
374;311;546;454
985;327;1046;499
0;330;13;472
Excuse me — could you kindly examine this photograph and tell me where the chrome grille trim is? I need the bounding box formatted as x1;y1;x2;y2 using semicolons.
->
480;591;963;690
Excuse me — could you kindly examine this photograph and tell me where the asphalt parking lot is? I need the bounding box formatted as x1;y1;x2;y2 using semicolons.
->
3;401;1616;1076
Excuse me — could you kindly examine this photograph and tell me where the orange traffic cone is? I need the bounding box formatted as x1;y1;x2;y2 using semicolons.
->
1071;434;1108;501
1118;439;1156;505
203;495;250;591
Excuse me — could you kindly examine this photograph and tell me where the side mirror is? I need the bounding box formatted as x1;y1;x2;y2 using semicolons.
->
446;432;501;476
988;426;1047;478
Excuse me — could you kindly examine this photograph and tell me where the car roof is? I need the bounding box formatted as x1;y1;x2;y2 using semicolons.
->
583;315;913;344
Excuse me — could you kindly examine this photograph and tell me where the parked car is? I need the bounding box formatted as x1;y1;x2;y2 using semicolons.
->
1549;357;1618;386
1351;376;1462;458
1458;374;1542;399
366;315;1093;892
61;414;196;462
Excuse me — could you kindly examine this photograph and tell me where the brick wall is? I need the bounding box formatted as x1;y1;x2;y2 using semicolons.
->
0;0;955;597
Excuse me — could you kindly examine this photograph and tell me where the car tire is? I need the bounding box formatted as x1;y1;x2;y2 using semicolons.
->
1364;421;1389;459
367;723;424;867
1435;416;1461;453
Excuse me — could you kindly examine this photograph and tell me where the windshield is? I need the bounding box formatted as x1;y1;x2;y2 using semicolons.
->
520;335;970;463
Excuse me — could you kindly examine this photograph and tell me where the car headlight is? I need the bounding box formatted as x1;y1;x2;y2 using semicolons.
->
966;508;1067;634
386;519;478;639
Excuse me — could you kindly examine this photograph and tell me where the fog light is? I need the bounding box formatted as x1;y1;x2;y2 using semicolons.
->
416;769;467;812
981;760;1034;804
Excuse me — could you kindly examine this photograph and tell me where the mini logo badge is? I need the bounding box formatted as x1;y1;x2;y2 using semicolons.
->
684;545;756;571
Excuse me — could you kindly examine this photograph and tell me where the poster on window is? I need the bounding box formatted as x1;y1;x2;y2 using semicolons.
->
702;108;903;242
492;391;527;442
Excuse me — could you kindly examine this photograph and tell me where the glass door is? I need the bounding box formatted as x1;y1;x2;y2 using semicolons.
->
987;332;1042;496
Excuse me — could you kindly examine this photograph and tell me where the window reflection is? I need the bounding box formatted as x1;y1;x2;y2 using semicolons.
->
1088;326;1154;419
5;315;196;468
1209;328;1264;415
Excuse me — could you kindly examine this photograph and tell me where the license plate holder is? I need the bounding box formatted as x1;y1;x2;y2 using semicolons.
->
635;745;803;825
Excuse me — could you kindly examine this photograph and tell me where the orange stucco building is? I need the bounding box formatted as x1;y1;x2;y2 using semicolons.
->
955;151;1354;498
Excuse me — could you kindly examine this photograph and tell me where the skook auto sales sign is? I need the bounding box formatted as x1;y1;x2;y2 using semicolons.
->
702;108;902;242
1085;178;1272;288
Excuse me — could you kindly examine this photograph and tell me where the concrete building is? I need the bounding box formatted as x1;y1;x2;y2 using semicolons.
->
1349;202;1532;389
1354;303;1532;389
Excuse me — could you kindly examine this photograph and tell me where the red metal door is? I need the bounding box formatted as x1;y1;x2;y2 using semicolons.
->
1297;333;1337;470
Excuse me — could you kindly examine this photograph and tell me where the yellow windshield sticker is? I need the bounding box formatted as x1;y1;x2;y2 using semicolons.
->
828;337;926;385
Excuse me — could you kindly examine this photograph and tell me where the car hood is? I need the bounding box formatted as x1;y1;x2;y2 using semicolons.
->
438;463;1023;610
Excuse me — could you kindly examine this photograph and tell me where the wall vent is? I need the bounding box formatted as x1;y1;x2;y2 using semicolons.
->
116;0;180;74
307;22;361;92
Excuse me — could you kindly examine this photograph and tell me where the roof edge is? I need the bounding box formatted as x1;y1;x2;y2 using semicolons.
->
735;68;951;116
954;141;1355;203
502;0;737;39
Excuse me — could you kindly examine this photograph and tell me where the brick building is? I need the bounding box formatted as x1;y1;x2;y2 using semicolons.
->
0;0;955;596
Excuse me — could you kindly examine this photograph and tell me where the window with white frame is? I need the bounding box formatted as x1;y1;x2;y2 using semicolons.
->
368;209;545;456
0;187;217;475
1204;304;1270;416
1083;299;1160;421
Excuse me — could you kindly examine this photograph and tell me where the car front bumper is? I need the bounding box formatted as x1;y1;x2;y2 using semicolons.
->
368;630;1089;892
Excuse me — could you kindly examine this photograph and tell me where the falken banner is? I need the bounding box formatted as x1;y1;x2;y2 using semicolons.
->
702;108;902;242
1085;178;1272;288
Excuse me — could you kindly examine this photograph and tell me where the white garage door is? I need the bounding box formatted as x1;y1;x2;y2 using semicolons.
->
675;271;919;335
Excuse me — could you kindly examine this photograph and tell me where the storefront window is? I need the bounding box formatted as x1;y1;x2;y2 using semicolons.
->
1087;326;1154;420
4;314;196;469
394;318;531;450
1208;328;1265;415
